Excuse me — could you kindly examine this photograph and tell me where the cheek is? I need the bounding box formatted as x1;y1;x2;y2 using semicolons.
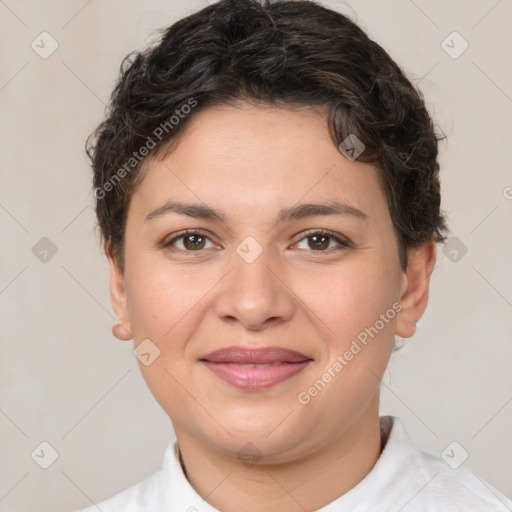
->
125;258;211;342
124;262;211;421
298;258;400;349
292;261;398;416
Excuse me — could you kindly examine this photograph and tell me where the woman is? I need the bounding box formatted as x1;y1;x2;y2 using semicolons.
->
78;0;512;510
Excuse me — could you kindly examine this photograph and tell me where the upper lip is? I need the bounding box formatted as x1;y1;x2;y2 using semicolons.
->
200;346;312;364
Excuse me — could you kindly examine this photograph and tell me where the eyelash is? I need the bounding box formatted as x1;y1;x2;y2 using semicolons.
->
163;229;351;253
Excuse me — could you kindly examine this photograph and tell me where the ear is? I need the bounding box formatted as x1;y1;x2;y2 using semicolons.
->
107;248;132;341
396;242;436;339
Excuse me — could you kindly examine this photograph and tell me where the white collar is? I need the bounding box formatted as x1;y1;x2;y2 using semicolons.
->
159;415;421;511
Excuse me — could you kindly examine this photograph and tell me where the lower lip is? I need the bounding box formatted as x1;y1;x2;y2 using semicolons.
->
201;361;311;390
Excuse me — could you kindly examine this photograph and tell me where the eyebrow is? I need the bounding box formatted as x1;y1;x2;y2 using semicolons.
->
144;199;368;223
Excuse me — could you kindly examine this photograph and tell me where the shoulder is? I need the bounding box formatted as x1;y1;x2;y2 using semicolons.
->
360;416;512;512
409;449;512;512
72;441;217;512
74;464;168;512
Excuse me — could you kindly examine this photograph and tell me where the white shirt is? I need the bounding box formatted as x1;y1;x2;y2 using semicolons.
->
76;416;512;511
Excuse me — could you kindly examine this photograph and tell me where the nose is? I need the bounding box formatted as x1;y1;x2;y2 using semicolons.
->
214;247;295;331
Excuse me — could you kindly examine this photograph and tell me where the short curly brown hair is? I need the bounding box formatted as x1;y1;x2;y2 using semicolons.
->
87;0;448;271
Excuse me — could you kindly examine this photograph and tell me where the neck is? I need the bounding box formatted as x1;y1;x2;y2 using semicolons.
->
174;398;383;512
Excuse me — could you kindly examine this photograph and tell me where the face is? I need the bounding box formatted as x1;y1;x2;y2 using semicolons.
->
110;104;427;462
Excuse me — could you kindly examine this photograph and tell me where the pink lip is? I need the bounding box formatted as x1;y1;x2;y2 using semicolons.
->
200;347;312;390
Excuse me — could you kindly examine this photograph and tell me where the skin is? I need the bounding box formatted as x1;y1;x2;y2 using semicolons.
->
108;103;436;511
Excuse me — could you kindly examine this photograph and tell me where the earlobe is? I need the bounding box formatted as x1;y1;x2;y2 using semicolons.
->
107;249;133;341
112;321;132;341
395;242;436;339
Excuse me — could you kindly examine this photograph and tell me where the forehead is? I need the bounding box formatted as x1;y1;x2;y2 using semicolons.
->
131;104;387;223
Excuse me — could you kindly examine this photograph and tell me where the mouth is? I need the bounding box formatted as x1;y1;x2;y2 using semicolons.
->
199;346;313;390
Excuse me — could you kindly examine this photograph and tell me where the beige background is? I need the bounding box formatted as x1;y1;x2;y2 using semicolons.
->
1;1;511;510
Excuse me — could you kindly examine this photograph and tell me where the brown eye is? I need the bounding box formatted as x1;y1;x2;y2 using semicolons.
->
308;234;331;250
295;230;350;252
182;234;206;250
165;231;216;251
